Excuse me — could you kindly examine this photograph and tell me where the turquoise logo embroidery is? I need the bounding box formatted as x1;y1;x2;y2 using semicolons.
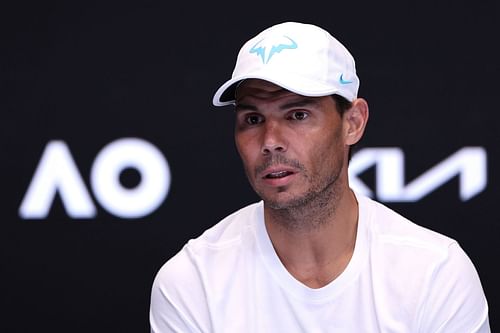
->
249;36;298;64
339;74;353;84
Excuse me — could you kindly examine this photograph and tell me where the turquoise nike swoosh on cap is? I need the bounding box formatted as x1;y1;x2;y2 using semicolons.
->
339;74;353;84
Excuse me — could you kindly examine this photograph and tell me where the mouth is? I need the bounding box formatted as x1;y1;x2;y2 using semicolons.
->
256;158;303;187
264;170;295;179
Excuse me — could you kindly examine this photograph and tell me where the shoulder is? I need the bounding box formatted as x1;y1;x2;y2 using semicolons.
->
197;202;263;243
155;201;262;280
152;201;264;294
186;201;263;253
358;194;472;287
150;202;263;332
356;194;490;331
358;193;456;256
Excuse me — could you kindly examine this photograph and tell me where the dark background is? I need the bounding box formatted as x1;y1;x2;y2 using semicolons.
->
1;1;498;332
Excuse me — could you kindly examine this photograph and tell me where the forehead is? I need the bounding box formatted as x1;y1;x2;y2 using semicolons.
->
235;79;296;103
234;79;336;113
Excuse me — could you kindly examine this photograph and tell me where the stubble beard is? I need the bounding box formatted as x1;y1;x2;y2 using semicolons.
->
251;154;346;232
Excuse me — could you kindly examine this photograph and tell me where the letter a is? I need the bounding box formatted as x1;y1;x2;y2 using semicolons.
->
19;141;97;219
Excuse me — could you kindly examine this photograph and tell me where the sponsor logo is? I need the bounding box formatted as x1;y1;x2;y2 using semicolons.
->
339;73;353;84
19;138;171;219
349;147;487;202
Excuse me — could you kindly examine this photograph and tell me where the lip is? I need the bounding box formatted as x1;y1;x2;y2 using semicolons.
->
259;165;298;187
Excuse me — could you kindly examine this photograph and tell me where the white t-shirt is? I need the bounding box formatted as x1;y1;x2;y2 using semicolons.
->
150;194;490;333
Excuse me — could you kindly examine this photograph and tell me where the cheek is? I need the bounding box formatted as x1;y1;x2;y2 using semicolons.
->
235;133;257;171
307;129;344;171
235;133;248;156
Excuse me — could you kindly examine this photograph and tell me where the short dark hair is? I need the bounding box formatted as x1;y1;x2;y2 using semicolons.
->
331;94;352;116
331;94;355;160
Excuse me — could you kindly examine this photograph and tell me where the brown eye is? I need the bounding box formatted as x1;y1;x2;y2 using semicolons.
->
245;114;263;125
290;111;308;120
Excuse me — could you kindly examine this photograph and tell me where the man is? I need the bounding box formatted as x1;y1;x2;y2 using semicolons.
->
150;22;490;332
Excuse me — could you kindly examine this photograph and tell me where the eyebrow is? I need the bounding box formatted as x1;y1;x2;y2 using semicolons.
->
235;103;258;113
235;97;320;113
279;98;320;110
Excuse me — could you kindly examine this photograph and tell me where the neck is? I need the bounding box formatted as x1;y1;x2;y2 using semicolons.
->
263;185;359;288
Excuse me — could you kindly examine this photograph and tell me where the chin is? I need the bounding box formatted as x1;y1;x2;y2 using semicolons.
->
261;192;311;210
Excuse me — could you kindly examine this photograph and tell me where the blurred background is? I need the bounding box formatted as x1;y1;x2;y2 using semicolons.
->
1;1;498;331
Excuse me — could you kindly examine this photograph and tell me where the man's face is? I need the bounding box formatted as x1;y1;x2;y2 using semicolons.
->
234;79;350;210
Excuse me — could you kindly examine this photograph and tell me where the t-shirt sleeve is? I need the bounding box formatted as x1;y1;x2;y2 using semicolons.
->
149;248;211;333
417;242;490;333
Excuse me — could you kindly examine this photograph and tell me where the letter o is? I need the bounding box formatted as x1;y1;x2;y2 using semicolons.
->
90;138;171;218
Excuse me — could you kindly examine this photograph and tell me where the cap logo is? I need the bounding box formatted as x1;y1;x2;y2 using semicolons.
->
249;36;298;64
339;73;353;84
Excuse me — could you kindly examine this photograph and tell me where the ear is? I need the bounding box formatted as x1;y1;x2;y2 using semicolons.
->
343;98;369;146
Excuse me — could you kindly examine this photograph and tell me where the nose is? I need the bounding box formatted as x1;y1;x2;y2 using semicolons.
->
261;120;288;155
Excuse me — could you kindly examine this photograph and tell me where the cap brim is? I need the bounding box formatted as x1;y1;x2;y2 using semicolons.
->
212;70;344;107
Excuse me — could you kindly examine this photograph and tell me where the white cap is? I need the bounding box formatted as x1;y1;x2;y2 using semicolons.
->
212;22;359;106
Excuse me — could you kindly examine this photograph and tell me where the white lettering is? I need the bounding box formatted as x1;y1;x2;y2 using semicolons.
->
90;138;171;219
19;138;171;220
348;147;487;202
19;141;96;219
